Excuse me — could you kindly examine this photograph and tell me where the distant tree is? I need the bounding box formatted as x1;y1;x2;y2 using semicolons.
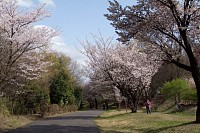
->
49;54;75;106
84;81;119;110
105;0;200;123
82;82;99;109
50;71;75;105
81;36;160;112
69;61;84;85
73;85;83;109
161;78;191;104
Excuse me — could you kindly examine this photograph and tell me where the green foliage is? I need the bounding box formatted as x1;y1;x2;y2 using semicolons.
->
50;74;75;105
161;79;187;98
2;52;83;116
9;81;50;115
74;86;83;108
0;98;10;116
50;71;70;105
182;87;197;102
49;53;77;106
161;78;196;103
23;83;50;114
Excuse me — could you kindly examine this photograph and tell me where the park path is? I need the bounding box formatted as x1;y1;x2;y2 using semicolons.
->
8;110;103;133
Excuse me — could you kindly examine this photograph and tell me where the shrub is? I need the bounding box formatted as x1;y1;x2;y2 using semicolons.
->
161;78;196;103
48;104;60;115
182;88;197;102
0;98;10;116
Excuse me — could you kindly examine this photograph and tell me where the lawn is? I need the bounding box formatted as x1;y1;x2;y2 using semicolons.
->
95;110;200;133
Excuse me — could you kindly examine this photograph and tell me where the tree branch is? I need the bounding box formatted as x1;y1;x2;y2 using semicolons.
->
164;59;191;72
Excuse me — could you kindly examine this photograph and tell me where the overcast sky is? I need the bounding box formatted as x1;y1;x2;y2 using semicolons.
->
17;0;136;65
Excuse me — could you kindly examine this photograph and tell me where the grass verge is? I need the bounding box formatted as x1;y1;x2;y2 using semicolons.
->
0;112;72;133
95;110;200;133
0;114;35;133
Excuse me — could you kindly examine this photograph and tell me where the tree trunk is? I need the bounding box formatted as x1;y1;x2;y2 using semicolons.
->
131;106;137;113
105;100;109;109
89;101;92;109
79;100;83;109
186;51;200;123
125;100;128;112
180;30;200;123
117;102;121;111
184;51;200;123
130;101;137;113
191;69;200;123
95;98;98;109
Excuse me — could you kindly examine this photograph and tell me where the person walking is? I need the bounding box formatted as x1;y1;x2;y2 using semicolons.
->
146;99;151;114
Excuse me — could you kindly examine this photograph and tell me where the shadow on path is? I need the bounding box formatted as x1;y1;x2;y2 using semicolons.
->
6;110;103;133
8;125;99;133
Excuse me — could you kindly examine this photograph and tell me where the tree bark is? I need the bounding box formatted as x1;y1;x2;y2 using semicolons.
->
191;68;200;123
184;51;200;123
130;101;137;113
125;100;128;112
105;100;109;109
117;102;121;111
185;49;200;123
95;98;98;109
89;101;93;109
179;30;200;123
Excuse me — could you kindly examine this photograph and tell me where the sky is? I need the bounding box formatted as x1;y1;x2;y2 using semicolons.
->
17;0;136;65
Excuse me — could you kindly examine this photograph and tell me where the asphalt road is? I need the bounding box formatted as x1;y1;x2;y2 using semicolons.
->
8;110;104;133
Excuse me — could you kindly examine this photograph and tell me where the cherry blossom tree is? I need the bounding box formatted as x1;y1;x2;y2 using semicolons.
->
15;51;51;83
81;36;160;112
109;43;160;112
105;0;200;122
0;0;58;91
69;60;85;85
84;79;122;110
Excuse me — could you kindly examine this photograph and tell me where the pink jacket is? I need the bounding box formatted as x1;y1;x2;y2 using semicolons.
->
146;100;151;107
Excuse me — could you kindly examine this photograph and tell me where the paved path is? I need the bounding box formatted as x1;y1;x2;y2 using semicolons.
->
8;110;103;133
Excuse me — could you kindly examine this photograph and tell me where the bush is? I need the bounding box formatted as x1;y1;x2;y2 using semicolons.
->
40;103;49;117
182;88;197;102
0;98;10;116
62;105;78;112
39;104;78;117
152;105;158;112
161;78;196;103
48;104;60;115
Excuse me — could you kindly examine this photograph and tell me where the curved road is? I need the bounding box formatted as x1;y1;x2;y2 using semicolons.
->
8;110;103;133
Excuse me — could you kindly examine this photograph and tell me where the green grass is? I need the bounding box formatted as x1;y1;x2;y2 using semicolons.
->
0;114;34;133
95;110;200;133
0;111;74;133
